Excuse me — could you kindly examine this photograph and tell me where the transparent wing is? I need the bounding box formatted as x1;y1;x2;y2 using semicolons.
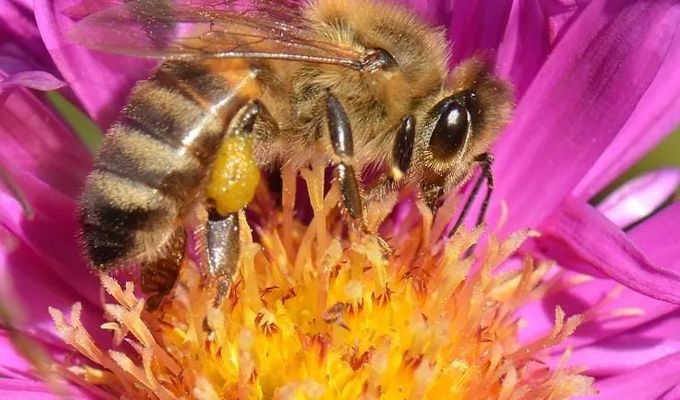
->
68;0;366;68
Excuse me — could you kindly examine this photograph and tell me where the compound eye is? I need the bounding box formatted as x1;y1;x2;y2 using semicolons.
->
428;95;471;160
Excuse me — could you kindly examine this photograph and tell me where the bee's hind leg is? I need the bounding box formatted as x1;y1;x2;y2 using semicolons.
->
141;227;187;311
203;210;240;307
202;100;265;308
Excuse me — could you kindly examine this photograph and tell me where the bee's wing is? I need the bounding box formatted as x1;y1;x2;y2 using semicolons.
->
68;0;366;68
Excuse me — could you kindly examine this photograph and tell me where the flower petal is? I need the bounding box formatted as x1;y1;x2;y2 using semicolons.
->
0;0;59;75
521;201;680;355
0;71;91;198
0;71;66;92
519;273;676;348
597;168;680;228
0;377;89;399
566;308;680;377
538;197;680;304
660;385;680;400
393;0;453;26
445;1;514;65
495;0;587;97
0;222;102;347
591;350;680;400
0;331;36;379
0;327;82;380
34;0;155;127
490;0;680;234
398;0;585;99
629;201;680;272
494;0;550;97
573;22;680;199
0;82;102;326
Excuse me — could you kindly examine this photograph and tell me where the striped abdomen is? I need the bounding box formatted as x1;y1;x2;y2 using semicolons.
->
79;60;259;270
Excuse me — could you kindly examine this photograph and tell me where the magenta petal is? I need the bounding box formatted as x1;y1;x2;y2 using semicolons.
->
566;309;680;377
539;197;680;304
34;0;155;127
0;331;37;379
0;0;59;76
521;201;680;352
0;377;89;399
591;350;680;400
598;168;680;228
0;328;83;379
392;0;452;26
0;222;102;346
573;25;680;199
538;0;590;43
629;201;680;272
494;0;587;97
660;385;680;400
61;0;122;18
446;1;514;65
445;0;585;98
0;72;90;198
0;71;66;92
494;0;551;97
0;83;102;320
518;273;675;348
490;0;680;234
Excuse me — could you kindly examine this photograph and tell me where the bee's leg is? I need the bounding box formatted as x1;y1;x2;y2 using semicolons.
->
448;152;494;237
141;227;187;311
326;93;365;225
205;210;240;307
365;115;416;201
203;100;264;307
389;115;416;182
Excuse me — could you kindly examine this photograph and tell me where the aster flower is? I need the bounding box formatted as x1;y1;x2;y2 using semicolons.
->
0;0;679;398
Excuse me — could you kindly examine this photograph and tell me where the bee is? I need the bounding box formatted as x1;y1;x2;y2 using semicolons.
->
74;0;512;310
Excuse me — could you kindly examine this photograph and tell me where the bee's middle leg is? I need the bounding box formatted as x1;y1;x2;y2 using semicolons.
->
326;93;366;228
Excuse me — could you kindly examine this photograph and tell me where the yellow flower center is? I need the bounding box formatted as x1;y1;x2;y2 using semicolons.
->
50;164;595;399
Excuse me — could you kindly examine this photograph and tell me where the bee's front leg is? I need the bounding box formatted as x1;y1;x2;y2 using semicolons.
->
389;115;416;182
364;115;416;202
448;152;494;237
202;101;264;307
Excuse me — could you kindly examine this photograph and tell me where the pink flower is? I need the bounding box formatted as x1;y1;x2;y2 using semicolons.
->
1;0;679;398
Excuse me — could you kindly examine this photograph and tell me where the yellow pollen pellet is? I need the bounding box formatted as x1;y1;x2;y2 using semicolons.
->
206;136;260;215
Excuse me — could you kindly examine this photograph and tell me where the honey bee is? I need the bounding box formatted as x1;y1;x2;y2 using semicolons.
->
74;0;512;310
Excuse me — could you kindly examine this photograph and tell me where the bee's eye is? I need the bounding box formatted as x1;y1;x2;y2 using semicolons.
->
428;95;472;160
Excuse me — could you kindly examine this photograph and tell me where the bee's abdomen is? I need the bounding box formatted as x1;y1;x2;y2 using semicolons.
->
80;61;252;269
80;171;180;268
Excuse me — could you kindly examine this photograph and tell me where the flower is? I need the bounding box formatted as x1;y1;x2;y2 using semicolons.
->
0;0;679;398
49;166;595;398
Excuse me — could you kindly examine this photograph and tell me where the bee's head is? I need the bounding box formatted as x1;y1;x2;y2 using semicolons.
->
411;59;513;204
